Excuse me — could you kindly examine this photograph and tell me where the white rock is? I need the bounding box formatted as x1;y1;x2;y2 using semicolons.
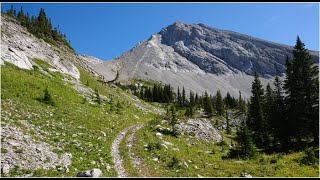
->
91;168;102;177
1;164;10;175
156;132;163;139
105;164;111;172
152;157;158;162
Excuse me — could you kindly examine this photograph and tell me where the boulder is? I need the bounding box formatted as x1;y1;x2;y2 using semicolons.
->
1;164;10;175
77;168;102;177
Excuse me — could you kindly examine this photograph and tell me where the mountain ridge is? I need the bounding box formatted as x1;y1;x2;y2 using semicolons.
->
79;21;318;99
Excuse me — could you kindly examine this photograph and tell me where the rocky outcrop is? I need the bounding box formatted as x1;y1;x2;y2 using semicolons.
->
1;14;80;80
1;121;72;176
176;118;222;143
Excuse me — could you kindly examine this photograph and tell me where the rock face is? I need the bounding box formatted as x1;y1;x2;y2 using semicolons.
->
1;14;80;80
79;21;318;99
176;118;222;143
160;22;319;77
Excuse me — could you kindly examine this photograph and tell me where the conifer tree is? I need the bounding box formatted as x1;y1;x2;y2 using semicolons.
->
182;86;186;106
238;91;246;113
203;91;214;117
216;90;225;116
234;119;256;159
284;37;319;145
94;88;101;105
272;76;287;149
247;72;267;149
170;105;178;135
263;83;274;148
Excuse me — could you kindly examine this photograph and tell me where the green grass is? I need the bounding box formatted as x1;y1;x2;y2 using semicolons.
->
130;117;319;177
1;61;318;177
1;61;157;177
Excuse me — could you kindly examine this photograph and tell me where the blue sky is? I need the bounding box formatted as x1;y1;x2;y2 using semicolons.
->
1;3;319;60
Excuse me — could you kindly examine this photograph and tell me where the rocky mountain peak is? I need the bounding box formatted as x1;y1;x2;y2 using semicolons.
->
158;21;318;77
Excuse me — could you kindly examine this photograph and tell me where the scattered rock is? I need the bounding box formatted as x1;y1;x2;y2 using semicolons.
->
76;168;102;177
240;172;252;178
1;164;10;175
156;132;163;139
105;164;111;172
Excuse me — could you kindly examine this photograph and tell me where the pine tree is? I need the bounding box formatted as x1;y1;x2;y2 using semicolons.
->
247;72;267;149
182;87;186;106
43;87;55;106
234;119;256;159
263;83;274;149
177;87;182;106
189;90;195;108
226;110;231;134
94;88;101;105
284;37;319;146
238;91;246;113
170;105;178;135
203;91;214;117
216;90;225;116
272;76;287;149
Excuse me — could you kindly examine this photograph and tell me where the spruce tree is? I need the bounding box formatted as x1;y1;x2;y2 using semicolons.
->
182;87;186;106
238;91;246;113
235;119;256;159
263;83;274;149
94;88;101;105
216;90;225;116
203;91;214;117
272;76;287;149
170;105;178;135
226;110;231;134
284;37;319;146
247;72;267;149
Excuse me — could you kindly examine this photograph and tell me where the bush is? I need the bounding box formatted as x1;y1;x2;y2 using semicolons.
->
167;156;180;168
300;147;319;166
146;141;162;151
38;88;55;106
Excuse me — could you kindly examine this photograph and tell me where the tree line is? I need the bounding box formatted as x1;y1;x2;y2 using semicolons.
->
233;37;319;158
118;81;247;118
4;5;74;51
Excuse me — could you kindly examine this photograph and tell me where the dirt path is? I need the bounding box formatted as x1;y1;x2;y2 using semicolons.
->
111;123;145;177
111;124;136;177
126;123;145;176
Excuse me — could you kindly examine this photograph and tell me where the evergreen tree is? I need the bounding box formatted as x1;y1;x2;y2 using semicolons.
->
182;87;186;106
238;91;246;113
247;72;267;149
215;90;225;116
94;88;101;105
170;105;178;135
263;83;274;149
189;90;196;108
43;87;55;106
226;110;231;134
203;91;214;117
233;119;256;159
177;87;182;106
185;106;194;118
284;37;319;146
272;76;287;149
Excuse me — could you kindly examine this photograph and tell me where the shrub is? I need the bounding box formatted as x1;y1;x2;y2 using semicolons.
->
147;142;162;151
38;88;55;106
300;147;319;166
168;156;180;168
